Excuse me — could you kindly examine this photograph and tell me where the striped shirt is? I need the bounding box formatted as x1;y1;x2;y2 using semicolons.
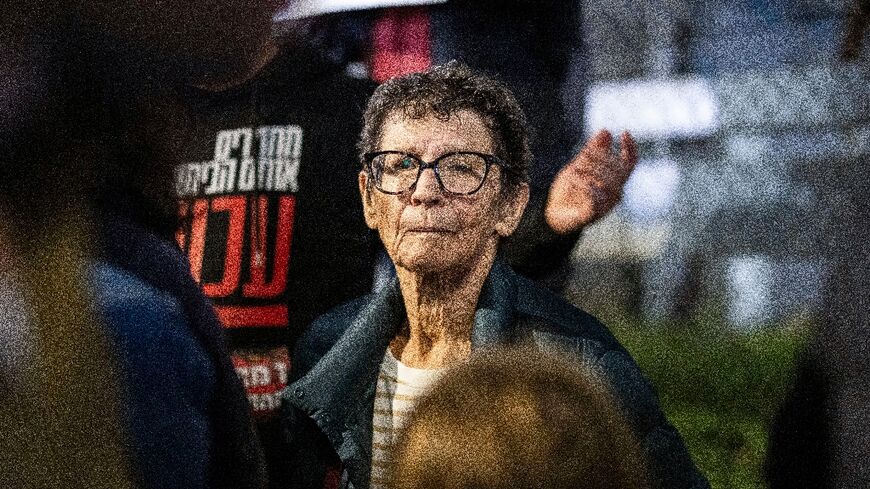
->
370;348;444;489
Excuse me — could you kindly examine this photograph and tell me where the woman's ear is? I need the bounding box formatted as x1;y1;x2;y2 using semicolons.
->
359;171;379;230
495;183;530;238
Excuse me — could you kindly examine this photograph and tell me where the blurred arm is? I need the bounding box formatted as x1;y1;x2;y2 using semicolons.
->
502;130;638;278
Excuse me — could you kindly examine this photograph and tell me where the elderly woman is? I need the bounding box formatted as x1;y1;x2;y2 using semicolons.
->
282;63;708;489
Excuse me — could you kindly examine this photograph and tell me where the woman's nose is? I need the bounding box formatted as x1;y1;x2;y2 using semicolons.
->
409;168;444;204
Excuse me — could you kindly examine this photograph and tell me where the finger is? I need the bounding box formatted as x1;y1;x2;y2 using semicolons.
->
578;129;612;157
593;129;613;150
619;131;638;176
560;134;597;176
571;129;614;170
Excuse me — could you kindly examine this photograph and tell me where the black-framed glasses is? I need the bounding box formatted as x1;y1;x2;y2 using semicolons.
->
364;151;503;195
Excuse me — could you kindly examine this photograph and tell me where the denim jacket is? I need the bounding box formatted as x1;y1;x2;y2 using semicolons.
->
282;259;709;489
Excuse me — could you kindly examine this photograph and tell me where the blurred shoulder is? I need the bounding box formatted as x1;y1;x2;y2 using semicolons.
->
90;262;187;338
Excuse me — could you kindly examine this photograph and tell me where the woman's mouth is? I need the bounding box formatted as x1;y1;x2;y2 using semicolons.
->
405;226;453;233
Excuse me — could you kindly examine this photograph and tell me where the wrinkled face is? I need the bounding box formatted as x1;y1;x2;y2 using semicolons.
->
359;110;528;275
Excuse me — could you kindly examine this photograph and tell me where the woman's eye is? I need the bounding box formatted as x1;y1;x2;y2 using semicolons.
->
400;158;415;169
444;161;476;174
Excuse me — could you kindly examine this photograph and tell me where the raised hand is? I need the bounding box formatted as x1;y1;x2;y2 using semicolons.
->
544;130;638;234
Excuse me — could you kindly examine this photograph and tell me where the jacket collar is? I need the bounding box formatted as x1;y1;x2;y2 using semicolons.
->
289;259;519;488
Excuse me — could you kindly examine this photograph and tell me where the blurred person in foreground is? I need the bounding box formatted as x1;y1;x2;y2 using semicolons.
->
1;0;280;487
393;349;649;489
767;3;870;487
282;63;707;489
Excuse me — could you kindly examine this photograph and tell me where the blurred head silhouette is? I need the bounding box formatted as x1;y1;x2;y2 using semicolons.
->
0;2;280;487
393;348;650;489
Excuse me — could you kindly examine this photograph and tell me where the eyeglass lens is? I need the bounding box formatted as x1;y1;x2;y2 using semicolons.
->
373;153;488;194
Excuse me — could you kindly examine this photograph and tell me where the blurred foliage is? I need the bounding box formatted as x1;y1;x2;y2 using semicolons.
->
610;317;812;489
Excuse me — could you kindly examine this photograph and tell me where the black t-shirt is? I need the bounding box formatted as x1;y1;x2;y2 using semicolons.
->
175;43;377;417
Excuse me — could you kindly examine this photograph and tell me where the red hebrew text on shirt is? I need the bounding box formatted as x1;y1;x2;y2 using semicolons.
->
232;346;290;420
175;125;302;329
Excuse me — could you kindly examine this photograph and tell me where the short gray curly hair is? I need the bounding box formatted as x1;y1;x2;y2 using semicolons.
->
358;62;531;193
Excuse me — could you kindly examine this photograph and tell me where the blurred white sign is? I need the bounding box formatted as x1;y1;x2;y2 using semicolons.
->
727;255;774;329
277;0;447;20
585;78;719;140
623;158;681;223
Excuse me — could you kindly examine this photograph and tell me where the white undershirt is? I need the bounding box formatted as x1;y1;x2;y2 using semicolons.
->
370;348;445;489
